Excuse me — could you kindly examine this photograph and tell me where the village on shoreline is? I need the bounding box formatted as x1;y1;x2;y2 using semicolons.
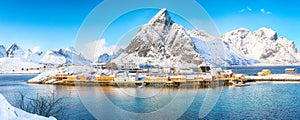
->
15;60;299;88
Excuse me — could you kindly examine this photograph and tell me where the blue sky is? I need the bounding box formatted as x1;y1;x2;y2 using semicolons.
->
1;0;300;51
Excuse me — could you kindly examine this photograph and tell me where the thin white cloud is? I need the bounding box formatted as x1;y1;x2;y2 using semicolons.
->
260;8;265;13
247;7;252;11
240;7;271;14
239;9;245;13
82;39;125;61
260;8;272;14
239;7;252;13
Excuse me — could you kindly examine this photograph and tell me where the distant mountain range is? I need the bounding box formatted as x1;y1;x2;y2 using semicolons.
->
0;43;90;65
1;8;299;66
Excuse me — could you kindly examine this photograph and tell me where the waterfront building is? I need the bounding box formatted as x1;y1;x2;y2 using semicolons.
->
121;61;140;70
258;69;271;76
91;63;106;69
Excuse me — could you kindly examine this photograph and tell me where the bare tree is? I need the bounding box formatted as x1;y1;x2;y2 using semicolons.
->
106;62;117;70
14;91;66;119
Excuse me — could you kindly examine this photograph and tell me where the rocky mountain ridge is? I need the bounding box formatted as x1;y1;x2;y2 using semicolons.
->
221;28;300;64
0;43;91;65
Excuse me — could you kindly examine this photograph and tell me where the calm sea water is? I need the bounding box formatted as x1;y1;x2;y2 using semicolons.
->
226;66;300;75
0;66;300;120
0;75;96;120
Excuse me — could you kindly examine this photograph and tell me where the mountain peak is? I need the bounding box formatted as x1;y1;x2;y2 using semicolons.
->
227;28;250;34
237;28;250;31
114;8;203;67
65;47;77;53
255;27;277;40
148;8;173;27
6;43;20;51
6;43;24;58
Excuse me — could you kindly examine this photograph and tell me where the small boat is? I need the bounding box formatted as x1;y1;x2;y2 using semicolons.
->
233;83;250;87
232;81;250;87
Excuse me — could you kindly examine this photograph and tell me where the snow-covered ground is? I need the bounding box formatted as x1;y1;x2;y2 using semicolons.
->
27;65;98;83
0;58;42;74
27;69;58;83
0;94;56;120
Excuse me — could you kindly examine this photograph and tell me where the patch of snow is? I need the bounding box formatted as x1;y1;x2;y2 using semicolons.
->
27;69;58;83
0;58;42;73
0;93;56;120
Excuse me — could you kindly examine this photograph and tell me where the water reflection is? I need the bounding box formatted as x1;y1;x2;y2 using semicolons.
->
77;86;198;119
1;75;300;119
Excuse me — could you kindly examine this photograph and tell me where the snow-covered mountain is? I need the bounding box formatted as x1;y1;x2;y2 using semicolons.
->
0;44;91;73
23;49;44;63
6;43;25;58
188;30;259;66
114;8;300;66
113;8;257;67
40;47;91;65
221;28;300;64
4;43;44;62
113;8;203;67
0;45;6;58
97;48;124;63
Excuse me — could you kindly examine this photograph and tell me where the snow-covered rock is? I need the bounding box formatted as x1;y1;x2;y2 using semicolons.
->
40;47;91;65
113;8;203;67
0;45;7;58
221;27;300;64
0;93;56;120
